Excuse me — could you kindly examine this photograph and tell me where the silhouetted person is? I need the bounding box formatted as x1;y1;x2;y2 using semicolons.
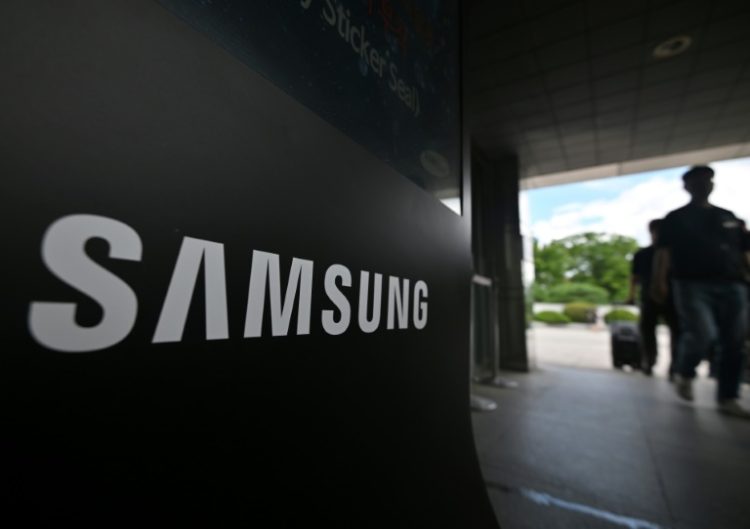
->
653;165;750;418
628;219;678;377
742;219;750;385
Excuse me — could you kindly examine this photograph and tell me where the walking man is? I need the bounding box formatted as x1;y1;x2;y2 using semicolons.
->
652;165;750;417
628;219;678;377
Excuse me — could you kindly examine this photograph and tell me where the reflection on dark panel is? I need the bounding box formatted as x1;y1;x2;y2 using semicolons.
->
157;0;461;196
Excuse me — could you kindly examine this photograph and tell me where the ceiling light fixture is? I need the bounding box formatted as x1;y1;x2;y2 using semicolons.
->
652;35;692;60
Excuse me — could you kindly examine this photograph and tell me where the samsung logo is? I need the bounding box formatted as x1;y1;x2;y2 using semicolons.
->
29;215;429;353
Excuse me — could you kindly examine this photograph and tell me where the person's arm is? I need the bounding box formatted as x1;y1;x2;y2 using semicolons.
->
627;251;642;305
627;275;639;305
651;248;671;304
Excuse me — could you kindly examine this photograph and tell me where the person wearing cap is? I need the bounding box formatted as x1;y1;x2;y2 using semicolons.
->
652;165;750;418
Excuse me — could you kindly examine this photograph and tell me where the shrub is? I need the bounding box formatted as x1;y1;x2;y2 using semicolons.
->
604;309;638;323
563;302;598;323
533;311;571;324
546;282;609;304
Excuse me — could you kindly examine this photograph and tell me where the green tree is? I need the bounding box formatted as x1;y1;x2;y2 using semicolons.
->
533;233;638;302
533;238;571;288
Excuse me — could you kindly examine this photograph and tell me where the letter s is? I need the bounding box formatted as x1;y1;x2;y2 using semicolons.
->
28;214;142;352
322;264;352;336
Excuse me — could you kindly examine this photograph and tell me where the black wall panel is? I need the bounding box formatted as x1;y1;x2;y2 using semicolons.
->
0;2;498;527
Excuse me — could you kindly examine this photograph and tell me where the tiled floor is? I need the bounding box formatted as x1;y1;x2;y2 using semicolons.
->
471;365;750;529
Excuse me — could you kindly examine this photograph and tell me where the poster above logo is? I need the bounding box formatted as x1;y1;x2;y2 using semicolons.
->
157;0;461;197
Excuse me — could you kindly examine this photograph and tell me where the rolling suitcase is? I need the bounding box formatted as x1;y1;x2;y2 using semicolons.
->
610;320;641;370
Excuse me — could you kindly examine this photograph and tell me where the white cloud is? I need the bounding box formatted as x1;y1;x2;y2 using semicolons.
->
579;177;633;191
530;158;750;247
710;158;750;224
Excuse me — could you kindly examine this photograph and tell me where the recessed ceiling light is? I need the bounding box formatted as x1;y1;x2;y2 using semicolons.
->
652;35;692;60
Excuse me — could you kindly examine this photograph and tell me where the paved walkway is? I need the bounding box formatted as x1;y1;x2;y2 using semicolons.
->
527;323;710;378
472;364;750;529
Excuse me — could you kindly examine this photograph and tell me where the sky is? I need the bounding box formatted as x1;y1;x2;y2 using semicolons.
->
523;156;750;247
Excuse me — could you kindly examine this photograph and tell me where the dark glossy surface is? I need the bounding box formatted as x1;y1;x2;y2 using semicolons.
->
473;365;750;529
158;0;461;196
0;1;492;526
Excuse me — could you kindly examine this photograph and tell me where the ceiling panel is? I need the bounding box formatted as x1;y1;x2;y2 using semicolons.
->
466;0;750;179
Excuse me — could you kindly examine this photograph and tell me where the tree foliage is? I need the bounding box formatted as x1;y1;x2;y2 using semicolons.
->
533;232;639;302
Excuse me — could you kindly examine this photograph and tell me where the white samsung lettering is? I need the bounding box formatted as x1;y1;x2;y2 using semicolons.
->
28;215;430;352
29;214;142;352
322;264;352;335
244;250;313;338
387;277;410;330
153;237;229;343
413;280;428;329
358;271;382;333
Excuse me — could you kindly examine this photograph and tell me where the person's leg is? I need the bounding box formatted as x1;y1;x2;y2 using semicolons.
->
639;300;658;373
714;282;749;403
672;281;718;398
707;341;720;378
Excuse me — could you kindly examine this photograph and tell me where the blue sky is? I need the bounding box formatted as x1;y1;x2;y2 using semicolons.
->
527;167;684;223
522;157;750;246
